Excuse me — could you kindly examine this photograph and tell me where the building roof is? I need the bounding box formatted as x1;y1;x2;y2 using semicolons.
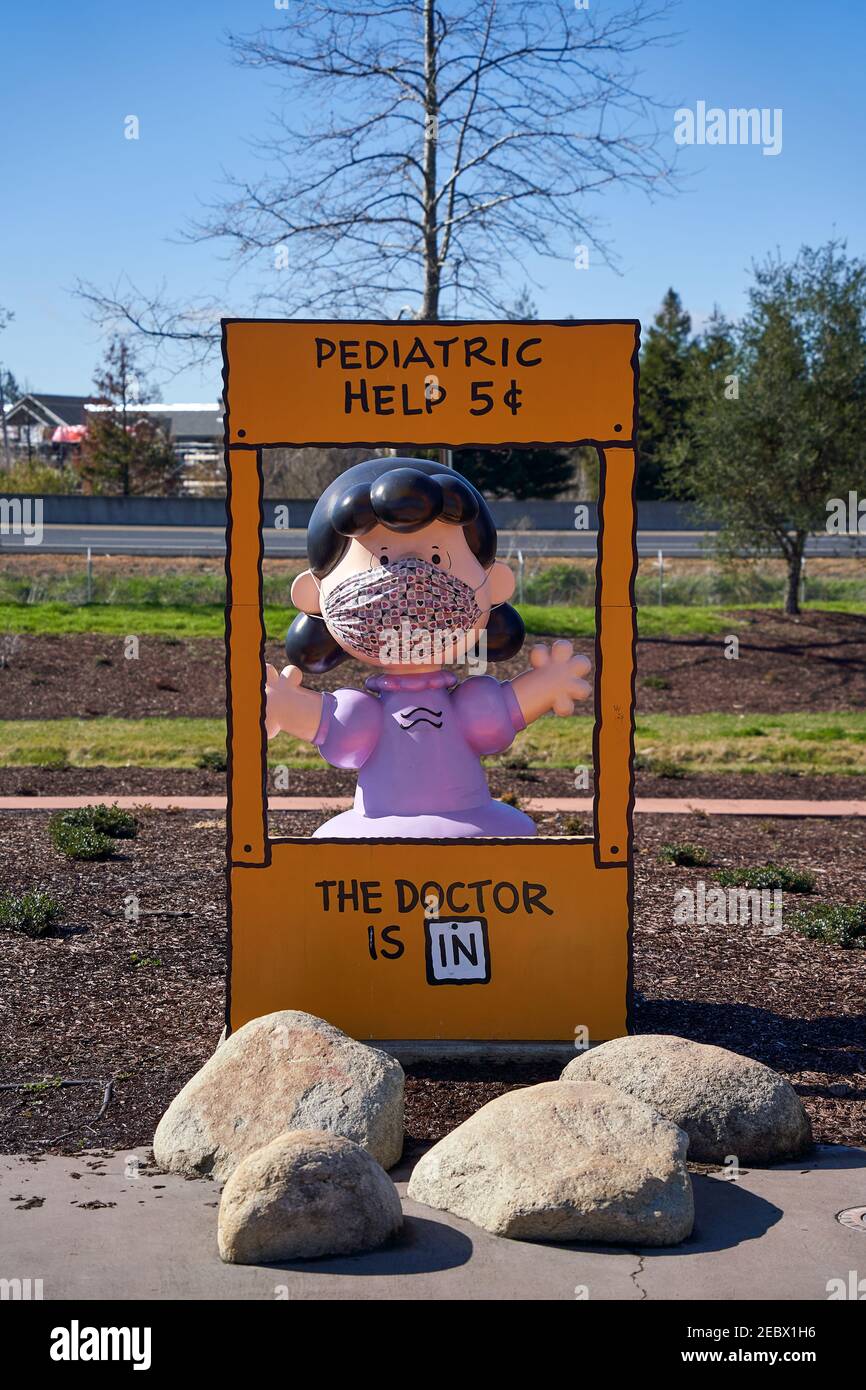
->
84;402;223;439
5;394;90;427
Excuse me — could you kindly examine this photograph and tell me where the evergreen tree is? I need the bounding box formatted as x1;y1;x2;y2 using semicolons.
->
454;446;574;500
638;288;693;498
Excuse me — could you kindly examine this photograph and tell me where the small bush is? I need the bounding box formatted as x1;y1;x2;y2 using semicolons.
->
58;803;138;838
2;461;79;495
635;753;687;779
49;818;115;861
28;745;70;769
642;675;670;691
502;751;531;771
197;750;228;772
0;890;63;937
658;842;710;867
561;814;589;835
499;790;523;809
714;863;816;893
789;901;866;949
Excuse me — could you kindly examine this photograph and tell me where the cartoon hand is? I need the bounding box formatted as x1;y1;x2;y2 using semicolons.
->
265;662;304;738
528;640;592;716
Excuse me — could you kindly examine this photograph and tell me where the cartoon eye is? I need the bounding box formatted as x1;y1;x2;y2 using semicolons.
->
379;553;389;567
431;552;441;565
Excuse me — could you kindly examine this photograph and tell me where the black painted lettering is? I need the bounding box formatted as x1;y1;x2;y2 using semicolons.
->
314;880;337;910
395;880;419;913
361;881;383;913
380;926;404;959
339;340;361;369
336;879;360;912
315;338;336;368
493;881;520;914
373;383;396;415
445;882;469;914
516;337;543;367
464;336;495;367
523;882;553;916
366;340;389;369
344;379;370;413
452;931;479;967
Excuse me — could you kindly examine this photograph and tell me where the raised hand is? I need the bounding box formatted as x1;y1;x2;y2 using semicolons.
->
511;640;592;724
264;663;323;742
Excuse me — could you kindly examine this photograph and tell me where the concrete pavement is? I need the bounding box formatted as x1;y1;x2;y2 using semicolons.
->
2;1145;864;1300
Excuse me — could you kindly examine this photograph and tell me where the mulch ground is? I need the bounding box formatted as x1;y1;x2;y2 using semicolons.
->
2;765;865;805
1;810;863;1155
2;609;865;719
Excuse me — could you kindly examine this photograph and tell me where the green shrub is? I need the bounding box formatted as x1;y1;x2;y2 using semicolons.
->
714;864;816;893
27;745;70;769
635;753;687;779
58;803;138;838
523;562;595;605
789;901;866;949
197;750;228;772
0;890;63;937
561;814;589;836
658;842;710;867
2;461;79;495
49;818;115;861
642;675;671;691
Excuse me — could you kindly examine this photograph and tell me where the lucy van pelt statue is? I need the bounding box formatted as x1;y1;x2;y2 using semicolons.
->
265;457;590;838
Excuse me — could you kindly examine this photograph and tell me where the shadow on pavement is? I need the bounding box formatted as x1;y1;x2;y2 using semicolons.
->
261;1215;474;1277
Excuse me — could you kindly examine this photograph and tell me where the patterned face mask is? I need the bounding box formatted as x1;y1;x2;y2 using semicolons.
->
320;556;483;660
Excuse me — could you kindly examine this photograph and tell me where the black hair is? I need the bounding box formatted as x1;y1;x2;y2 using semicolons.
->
286;456;525;673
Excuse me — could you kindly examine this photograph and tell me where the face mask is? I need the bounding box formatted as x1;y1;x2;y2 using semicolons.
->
320;555;483;660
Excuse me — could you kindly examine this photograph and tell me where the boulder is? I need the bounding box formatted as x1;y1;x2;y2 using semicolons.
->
218;1131;403;1264
562;1034;811;1163
407;1080;692;1245
154;1011;404;1180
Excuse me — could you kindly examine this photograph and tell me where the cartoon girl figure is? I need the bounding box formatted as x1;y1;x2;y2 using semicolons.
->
265;457;590;838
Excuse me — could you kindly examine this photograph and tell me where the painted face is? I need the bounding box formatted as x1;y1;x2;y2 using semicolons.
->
293;518;515;670
321;555;483;660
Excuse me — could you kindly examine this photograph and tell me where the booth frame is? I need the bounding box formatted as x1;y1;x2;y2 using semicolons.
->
222;318;639;1047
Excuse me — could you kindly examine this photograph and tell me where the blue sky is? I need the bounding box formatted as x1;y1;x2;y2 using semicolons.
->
1;0;863;400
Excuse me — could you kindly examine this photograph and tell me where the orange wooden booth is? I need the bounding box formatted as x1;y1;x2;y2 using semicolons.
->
223;319;638;1044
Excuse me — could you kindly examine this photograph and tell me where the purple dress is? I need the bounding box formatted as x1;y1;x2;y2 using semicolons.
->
311;670;537;838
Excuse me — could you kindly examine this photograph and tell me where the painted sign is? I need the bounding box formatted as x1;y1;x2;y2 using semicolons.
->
223;319;638;1043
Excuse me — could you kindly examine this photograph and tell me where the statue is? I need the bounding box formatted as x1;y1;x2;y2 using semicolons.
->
265;457;590;837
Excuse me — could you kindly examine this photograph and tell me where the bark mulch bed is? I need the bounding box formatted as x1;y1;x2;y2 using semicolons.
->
1;765;863;804
1;810;863;1155
2;609;864;719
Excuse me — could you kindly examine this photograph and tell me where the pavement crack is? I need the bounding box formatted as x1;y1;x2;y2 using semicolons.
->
629;1250;649;1300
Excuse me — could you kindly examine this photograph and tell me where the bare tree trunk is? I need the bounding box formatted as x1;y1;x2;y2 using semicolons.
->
784;533;806;616
421;0;440;321
0;371;10;470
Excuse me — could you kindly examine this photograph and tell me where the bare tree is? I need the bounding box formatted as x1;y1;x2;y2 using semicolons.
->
77;0;676;367
262;446;370;497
